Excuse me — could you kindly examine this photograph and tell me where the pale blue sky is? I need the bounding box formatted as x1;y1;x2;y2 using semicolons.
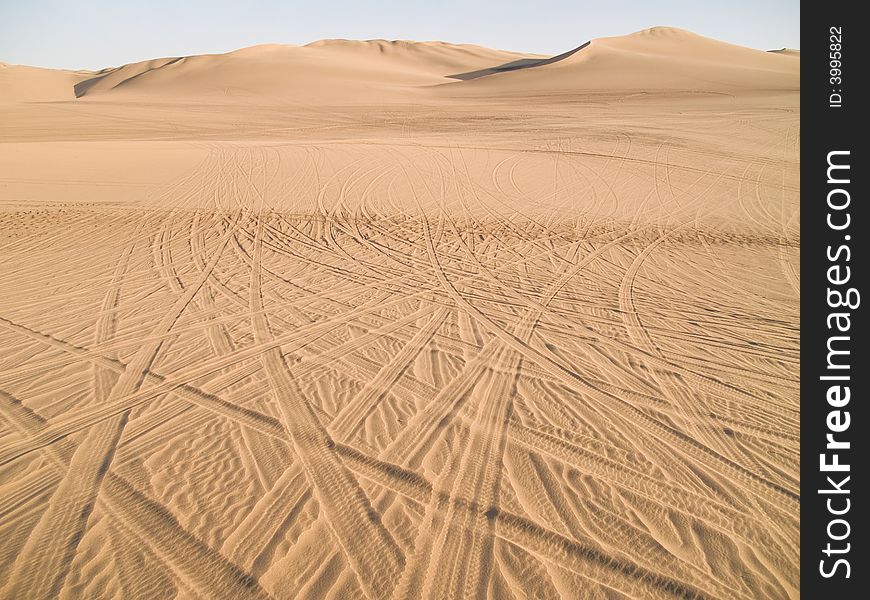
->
1;0;799;70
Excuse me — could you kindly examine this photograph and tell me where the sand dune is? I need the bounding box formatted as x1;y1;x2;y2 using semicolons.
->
2;27;798;104
0;63;90;103
69;40;535;102
445;27;799;96
0;27;799;600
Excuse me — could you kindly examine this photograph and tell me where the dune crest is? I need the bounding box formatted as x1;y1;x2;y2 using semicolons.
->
445;26;799;95
0;63;90;102
64;39;533;102
2;27;799;104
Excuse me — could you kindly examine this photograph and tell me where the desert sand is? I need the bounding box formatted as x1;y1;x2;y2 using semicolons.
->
0;27;799;599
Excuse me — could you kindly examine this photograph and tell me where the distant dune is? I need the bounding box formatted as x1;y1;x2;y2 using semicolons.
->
0;41;523;103
444;27;799;96
1;27;799;104
0;62;90;102
69;40;534;102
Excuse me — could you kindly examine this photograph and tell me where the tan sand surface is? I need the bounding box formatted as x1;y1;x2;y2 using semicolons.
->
0;27;799;599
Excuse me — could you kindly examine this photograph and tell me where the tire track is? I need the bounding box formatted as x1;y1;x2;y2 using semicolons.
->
246;210;405;600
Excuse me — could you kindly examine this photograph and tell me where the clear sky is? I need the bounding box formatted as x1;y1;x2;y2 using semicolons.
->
1;0;799;71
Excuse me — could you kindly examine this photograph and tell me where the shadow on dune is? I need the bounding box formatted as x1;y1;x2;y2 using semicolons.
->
446;41;589;81
73;72;109;98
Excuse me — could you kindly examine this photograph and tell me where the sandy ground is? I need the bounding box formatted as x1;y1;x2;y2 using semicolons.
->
0;27;799;599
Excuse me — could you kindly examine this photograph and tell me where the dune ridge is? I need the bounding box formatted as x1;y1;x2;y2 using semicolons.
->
1;27;799;104
444;27;799;95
